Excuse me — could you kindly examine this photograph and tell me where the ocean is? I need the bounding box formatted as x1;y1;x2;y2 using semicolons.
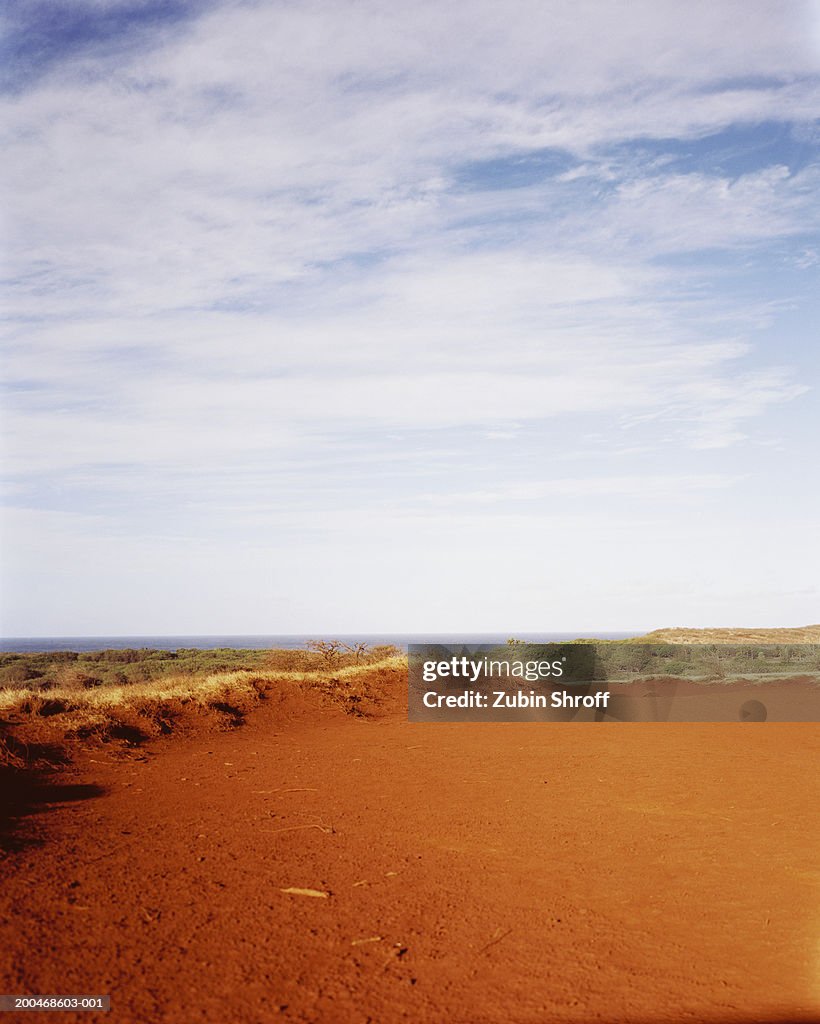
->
0;632;639;654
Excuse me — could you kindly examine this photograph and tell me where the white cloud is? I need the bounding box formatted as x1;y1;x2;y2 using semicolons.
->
1;0;819;631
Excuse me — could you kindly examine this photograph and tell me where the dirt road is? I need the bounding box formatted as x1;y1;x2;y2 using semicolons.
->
1;692;818;1023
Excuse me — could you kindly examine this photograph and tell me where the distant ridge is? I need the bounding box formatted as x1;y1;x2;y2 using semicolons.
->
639;625;820;644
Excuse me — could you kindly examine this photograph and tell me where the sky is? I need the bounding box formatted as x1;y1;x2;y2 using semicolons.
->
1;0;819;636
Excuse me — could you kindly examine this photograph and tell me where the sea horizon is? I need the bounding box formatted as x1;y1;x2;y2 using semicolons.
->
0;632;643;654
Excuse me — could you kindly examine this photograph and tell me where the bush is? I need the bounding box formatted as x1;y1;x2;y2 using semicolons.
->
0;663;44;688
265;649;314;672
368;644;402;662
54;668;104;692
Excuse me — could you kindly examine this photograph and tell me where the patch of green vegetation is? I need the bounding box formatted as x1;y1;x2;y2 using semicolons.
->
0;649;262;691
0;643;402;693
497;641;820;680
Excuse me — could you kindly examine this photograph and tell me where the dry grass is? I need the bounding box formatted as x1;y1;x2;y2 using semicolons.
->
0;656;408;766
0;734;26;769
639;625;820;644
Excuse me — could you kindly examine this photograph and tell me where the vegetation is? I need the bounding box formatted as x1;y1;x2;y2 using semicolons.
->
639;625;820;644
0;644;404;769
486;636;820;682
591;642;820;680
0;644;401;693
499;627;820;681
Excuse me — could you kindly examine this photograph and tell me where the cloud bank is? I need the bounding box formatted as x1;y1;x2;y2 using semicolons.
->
2;0;819;632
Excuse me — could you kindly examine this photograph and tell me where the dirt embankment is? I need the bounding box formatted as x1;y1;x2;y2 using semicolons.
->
0;644;818;1023
0;658;405;768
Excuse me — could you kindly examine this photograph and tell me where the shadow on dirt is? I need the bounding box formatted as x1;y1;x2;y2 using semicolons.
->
0;734;106;854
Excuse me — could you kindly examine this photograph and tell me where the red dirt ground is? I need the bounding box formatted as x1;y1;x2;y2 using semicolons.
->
1;686;818;1024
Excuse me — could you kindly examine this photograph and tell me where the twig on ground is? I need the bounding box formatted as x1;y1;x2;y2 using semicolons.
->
262;822;335;835
476;927;512;955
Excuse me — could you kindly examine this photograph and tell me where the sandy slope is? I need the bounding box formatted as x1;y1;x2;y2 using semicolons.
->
1;689;818;1023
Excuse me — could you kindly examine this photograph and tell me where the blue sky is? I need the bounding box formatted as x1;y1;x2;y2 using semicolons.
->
1;0;819;635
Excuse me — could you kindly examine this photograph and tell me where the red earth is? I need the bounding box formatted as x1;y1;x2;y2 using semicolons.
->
1;681;818;1023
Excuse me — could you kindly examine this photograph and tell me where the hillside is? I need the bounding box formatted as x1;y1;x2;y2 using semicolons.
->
638;624;820;644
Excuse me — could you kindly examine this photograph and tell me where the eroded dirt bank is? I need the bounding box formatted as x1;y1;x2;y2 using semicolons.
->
0;694;818;1023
